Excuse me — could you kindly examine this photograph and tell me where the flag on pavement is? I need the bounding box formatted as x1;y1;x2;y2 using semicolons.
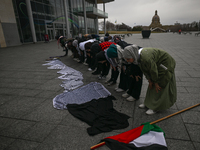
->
102;122;167;150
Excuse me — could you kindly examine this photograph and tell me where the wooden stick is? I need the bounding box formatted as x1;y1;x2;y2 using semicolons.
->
150;103;200;125
90;103;200;150
90;142;106;150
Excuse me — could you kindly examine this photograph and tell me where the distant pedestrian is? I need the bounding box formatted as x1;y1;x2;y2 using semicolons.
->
105;32;109;36
178;29;181;34
44;34;49;43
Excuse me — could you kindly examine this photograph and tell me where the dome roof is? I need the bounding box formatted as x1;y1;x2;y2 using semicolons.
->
152;10;160;21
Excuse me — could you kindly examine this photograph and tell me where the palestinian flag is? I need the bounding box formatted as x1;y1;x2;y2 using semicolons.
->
102;122;167;150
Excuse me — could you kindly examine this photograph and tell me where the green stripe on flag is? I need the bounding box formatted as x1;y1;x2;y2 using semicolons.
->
141;122;165;136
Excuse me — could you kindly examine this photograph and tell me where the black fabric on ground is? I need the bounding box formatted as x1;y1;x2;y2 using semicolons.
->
103;139;168;150
67;96;130;136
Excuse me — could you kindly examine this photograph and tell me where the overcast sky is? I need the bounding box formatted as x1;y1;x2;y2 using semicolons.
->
98;0;200;27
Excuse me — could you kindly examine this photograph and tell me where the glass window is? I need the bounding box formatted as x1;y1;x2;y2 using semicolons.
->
56;0;61;8
35;0;43;3
35;2;44;13
19;18;33;42
52;6;55;15
16;17;23;43
37;14;46;19
31;1;37;12
55;23;63;28
44;5;51;14
49;0;55;6
43;0;50;4
33;14;38;19
12;0;18;16
47;23;53;28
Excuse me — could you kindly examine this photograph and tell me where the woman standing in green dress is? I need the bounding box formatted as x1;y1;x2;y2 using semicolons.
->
122;45;177;115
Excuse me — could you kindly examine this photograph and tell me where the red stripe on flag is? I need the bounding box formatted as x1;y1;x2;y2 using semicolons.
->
104;125;144;144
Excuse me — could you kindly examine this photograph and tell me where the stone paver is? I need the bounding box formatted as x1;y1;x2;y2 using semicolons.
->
0;32;200;150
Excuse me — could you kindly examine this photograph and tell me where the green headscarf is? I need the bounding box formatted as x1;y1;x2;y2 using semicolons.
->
107;44;118;58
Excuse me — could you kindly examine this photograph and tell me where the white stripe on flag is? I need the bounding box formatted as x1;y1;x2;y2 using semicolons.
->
129;131;167;147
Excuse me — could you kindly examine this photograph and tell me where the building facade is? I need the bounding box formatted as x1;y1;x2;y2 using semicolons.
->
149;10;163;29
0;0;114;47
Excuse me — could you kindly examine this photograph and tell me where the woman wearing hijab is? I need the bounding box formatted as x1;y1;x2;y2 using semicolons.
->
107;44;143;101
122;45;177;115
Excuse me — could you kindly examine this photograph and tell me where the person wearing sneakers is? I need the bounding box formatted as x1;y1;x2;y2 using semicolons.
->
122;45;177;115
72;39;82;62
79;39;96;65
122;63;143;101
107;43;130;92
88;42;101;72
95;51;110;80
84;42;97;71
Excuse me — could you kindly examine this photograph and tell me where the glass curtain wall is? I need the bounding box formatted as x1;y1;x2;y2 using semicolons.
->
12;0;97;43
12;0;33;42
69;0;96;36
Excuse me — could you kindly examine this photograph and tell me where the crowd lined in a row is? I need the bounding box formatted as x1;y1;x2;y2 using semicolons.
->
55;33;177;115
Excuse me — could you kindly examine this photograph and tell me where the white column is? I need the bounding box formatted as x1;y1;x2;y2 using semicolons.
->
103;3;106;34
25;0;37;43
95;0;99;34
82;0;88;34
63;0;70;38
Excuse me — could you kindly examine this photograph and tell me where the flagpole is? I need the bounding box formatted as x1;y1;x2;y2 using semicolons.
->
90;103;200;150
150;103;200;125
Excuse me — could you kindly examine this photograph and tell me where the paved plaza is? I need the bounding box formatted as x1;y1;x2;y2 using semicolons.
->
0;32;200;150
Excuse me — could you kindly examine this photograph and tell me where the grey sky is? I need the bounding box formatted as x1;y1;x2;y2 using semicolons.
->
98;0;200;27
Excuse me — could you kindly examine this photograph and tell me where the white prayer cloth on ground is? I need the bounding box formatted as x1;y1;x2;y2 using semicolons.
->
58;74;83;80
43;59;66;70
47;64;65;70
43;59;65;66
61;79;84;91
53;82;111;109
43;59;83;90
57;66;82;76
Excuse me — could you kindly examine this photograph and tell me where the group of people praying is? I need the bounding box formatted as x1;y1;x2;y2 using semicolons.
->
55;33;177;115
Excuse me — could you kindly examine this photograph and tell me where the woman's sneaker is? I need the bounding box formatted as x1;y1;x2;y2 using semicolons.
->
107;81;116;86
98;75;106;80
105;79;112;83
122;93;129;98
126;96;135;101
139;103;146;108
88;68;92;71
146;109;156;115
116;88;124;92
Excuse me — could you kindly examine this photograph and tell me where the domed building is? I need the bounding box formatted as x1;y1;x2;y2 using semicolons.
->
149;10;165;31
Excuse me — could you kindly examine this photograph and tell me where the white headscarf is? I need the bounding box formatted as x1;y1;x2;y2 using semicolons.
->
122;45;139;65
72;40;78;47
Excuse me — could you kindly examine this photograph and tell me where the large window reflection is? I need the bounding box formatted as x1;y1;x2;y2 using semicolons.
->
13;0;98;42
